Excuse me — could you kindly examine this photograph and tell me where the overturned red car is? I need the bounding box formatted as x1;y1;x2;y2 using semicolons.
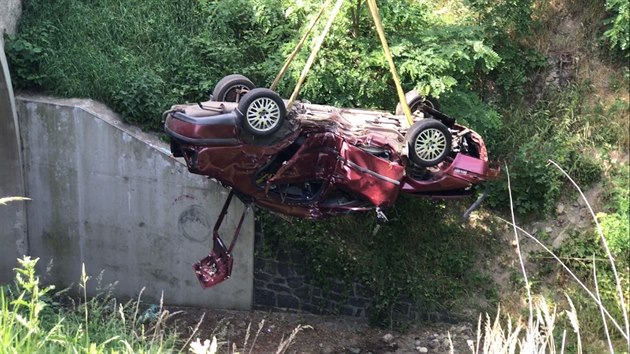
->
164;74;499;287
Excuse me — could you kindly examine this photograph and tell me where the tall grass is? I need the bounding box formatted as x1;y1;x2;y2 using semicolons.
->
0;257;182;353
469;161;629;353
0;256;310;353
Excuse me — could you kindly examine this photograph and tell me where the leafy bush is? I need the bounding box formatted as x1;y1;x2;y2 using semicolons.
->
604;0;630;58
486;86;603;215
438;90;503;155
110;68;167;129
278;1;500;109
488;41;546;100
3;25;54;89
464;0;548;101
598;163;629;273
491;140;601;217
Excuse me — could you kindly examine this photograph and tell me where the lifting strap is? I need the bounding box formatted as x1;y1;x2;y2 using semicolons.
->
270;0;331;91
287;0;345;110
366;0;413;127
277;0;414;128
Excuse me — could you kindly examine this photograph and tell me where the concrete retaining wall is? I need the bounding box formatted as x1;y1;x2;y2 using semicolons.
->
16;95;254;309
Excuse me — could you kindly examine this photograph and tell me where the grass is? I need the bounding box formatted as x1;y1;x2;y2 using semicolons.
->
0;195;309;353
466;162;629;353
5;0;212;130
0;249;306;354
0;257;182;353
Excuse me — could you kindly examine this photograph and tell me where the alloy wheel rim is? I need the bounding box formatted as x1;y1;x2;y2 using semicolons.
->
246;97;281;132
414;128;447;162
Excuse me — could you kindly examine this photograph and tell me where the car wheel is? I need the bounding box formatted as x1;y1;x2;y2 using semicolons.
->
395;90;440;115
170;139;183;158
407;119;452;167
237;88;286;137
211;74;256;103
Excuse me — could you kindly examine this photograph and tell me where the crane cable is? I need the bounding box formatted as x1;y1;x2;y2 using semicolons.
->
270;0;331;91
279;0;413;128
286;0;344;110
365;0;413;127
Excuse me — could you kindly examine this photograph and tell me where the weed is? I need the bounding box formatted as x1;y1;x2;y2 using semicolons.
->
475;162;629;353
487;85;609;216
0;257;182;353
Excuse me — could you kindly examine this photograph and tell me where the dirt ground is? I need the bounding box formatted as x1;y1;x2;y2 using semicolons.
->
168;307;476;354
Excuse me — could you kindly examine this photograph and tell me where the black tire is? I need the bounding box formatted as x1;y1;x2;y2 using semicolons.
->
211;74;256;102
406;119;452;167
170;139;184;158
395;90;440;115
237;88;287;137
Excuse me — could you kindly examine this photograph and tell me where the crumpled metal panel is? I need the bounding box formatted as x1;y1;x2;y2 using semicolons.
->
335;142;404;207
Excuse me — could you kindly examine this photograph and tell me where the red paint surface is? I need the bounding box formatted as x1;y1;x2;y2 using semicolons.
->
165;102;499;219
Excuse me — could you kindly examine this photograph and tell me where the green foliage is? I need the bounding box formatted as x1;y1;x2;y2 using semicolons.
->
110;68;167;128
491;140;563;215
259;215;360;288
438;90;503;154
1;257;181;353
488;41;546;99
5;0;209;129
604;0;630;58
598;211;630;261
487;86;603;215
553;229;628;344
598;163;630;272
1;257;55;353
5;0;502;127
280;1;500;108
260;197;496;327
3;25;54;89
464;0;547;100
529;162;629;347
192;0;297;81
466;0;536;37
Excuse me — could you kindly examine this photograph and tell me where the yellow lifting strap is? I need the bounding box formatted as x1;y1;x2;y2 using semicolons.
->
286;0;344;110
270;0;331;92
366;0;413;127
278;0;413;127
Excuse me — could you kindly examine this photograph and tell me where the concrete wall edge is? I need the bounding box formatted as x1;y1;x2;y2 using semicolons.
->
16;94;176;162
